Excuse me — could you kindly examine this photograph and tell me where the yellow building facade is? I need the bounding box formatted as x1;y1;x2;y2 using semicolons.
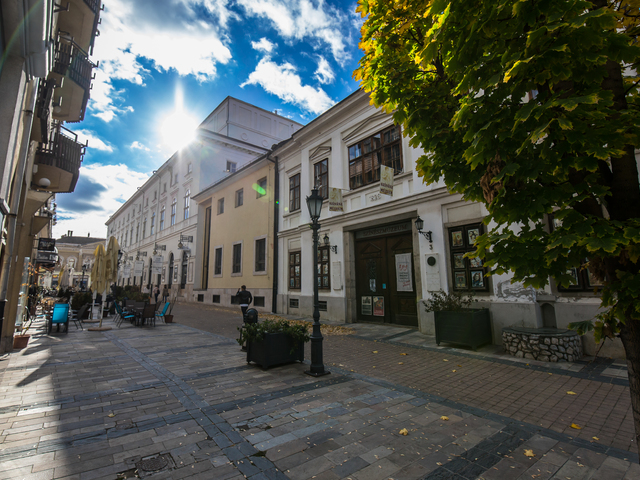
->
193;156;276;311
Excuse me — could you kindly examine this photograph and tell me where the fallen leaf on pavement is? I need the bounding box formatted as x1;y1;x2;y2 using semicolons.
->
400;353;408;355
398;362;404;365
441;416;449;421
592;436;599;441
443;359;449;362
399;428;408;436
372;351;378;354
107;413;115;417
566;391;576;395
452;370;457;372
524;449;535;457
570;423;582;429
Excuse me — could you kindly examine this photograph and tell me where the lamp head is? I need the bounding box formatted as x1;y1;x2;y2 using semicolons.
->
415;215;424;232
306;187;323;222
323;234;330;246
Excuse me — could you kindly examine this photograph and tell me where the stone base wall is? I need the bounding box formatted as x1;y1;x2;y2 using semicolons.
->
502;331;582;362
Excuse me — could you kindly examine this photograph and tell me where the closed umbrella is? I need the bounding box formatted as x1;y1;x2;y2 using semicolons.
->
88;244;110;330
104;237;119;286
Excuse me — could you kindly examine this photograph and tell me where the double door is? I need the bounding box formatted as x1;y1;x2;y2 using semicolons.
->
355;233;417;326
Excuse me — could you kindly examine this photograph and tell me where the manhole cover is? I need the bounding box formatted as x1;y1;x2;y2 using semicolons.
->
139;456;167;472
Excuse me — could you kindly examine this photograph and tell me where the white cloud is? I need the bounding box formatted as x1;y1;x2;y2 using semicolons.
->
130;141;151;151
75;130;114;152
251;37;276;53
53;163;151;239
314;56;334;84
89;0;233;122
237;0;349;64
241;57;334;114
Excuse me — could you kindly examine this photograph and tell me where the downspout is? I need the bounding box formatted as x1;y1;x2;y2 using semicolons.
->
268;154;279;313
0;85;37;349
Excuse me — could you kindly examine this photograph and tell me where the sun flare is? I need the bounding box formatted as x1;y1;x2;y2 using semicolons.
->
160;110;198;153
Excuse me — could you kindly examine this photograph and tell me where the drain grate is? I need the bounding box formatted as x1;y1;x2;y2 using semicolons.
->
133;453;175;477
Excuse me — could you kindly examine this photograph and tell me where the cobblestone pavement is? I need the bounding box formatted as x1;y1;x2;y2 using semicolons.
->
0;303;637;480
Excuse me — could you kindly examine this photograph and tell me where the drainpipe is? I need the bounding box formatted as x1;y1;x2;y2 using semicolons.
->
0;83;37;350
267;154;279;313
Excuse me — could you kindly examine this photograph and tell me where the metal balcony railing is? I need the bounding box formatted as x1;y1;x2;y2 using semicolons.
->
34;79;56;143
53;35;95;91
83;0;101;14
35;123;85;192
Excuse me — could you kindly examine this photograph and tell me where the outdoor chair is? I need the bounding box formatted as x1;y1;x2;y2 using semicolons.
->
69;304;88;330
139;304;157;327
155;302;170;323
48;303;70;334
114;303;135;327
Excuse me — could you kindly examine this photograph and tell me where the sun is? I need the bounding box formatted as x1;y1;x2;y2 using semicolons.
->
160;110;198;153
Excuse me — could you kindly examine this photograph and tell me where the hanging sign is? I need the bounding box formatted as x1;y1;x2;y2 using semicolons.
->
329;188;344;212
134;261;144;276
152;255;163;275
124;265;131;277
395;253;413;292
380;165;394;196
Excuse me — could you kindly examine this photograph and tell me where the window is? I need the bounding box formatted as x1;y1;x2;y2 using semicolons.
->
235;189;243;207
232;244;242;274
142;218;147;238
289;251;301;289
160;206;165;231
184;189;190;220
317;246;330;289
289;298;299;308
254;296;265;307
212;295;220;303
217;198;224;215
135;223;139;243
214;247;223;275
153;191;157;201
255;238;266;272
188;163;193;174
348;124;402;189
256;177;267;198
163;183;167;193
289;173;300;212
171;198;177;225
449;223;488;291
314;159;328;199
226;161;237;173
150;213;155;235
174;173;179;184
130;227;134;244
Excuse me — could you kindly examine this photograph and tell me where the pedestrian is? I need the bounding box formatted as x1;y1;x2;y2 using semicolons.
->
153;285;160;304
236;285;253;319
162;285;169;303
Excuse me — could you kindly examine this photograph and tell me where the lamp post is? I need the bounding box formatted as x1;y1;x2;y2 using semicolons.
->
305;187;330;377
81;263;88;291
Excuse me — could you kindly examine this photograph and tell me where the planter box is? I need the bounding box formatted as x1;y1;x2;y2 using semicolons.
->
13;334;30;349
246;332;304;370
164;314;173;323
435;308;492;350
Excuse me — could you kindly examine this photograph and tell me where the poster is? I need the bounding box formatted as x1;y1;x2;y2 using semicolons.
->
373;296;384;316
134;261;144;277
471;271;484;288
361;296;372;316
395;253;413;292
152;255;163;275
380;165;394;196
124;265;131;277
329;187;344;212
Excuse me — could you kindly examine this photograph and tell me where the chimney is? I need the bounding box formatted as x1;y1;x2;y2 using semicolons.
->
87;233;90;237
68;230;73;237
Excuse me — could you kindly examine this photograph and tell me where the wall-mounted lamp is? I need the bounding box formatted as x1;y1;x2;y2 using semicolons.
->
178;235;193;249
136;250;147;260
415;216;433;250
153;243;166;255
323;234;338;254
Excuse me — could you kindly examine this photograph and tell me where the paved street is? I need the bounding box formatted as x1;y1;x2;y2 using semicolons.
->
0;303;638;480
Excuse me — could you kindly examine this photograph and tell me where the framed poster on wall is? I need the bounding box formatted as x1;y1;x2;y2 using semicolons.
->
373;296;384;316
362;296;372;316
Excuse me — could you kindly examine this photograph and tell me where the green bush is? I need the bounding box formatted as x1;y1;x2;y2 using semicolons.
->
423;289;476;312
71;292;93;311
237;319;310;353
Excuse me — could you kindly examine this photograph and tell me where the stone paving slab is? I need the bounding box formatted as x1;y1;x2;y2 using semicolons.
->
0;309;637;480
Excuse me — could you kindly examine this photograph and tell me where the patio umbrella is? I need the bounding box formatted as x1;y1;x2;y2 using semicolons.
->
88;244;108;329
104;237;119;286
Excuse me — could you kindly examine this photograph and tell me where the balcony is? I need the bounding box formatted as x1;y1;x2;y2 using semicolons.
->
56;0;102;54
50;35;96;122
33;124;86;194
31;79;56;144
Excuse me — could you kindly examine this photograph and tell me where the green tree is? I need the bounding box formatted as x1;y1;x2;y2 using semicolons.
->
356;0;640;454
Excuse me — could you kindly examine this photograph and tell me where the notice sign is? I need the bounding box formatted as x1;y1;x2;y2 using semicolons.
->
134;261;144;276
124;265;131;277
152;255;163;275
329;188;344;212
380;165;394;196
373;296;384;316
361;296;372;316
395;253;413;292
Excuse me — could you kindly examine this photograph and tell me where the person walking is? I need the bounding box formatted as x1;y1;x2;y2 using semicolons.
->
236;285;253;319
153;285;160;304
162;285;169;303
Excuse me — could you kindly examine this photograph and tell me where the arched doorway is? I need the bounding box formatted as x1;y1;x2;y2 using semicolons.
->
168;252;174;287
180;250;188;289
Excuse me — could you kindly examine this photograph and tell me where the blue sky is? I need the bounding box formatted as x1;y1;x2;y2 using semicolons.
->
55;0;364;239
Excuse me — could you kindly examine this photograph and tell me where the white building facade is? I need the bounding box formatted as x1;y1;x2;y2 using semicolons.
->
106;97;301;300
273;90;613;357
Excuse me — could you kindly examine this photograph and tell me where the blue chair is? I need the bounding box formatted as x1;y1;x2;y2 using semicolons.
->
114;303;135;328
155;302;170;323
48;303;70;334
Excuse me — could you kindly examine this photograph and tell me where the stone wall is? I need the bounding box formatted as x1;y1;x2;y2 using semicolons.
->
502;329;582;362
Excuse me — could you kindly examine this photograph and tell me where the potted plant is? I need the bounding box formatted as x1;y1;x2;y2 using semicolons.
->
13;314;32;349
424;290;492;350
238;319;310;369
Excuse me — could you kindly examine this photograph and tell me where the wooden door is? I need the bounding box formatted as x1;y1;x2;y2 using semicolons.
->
387;235;418;326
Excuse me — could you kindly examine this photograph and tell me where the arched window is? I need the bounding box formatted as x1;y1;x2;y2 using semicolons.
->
171;198;177;225
184;189;190;220
160;206;165;230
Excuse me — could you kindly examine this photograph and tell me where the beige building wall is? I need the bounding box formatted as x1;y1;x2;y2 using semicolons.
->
194;158;275;311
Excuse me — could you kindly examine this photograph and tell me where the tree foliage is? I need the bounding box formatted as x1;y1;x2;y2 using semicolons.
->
356;0;640;336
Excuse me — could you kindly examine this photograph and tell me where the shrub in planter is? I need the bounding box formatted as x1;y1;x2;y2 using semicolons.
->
71;292;93;311
238;319;310;369
424;290;492;350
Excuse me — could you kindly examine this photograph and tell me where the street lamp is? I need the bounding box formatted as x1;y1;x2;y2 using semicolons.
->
81;263;88;291
305;187;329;377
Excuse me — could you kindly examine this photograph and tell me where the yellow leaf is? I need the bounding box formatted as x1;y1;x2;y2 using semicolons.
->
399;428;408;436
567;391;576;395
440;416;449;421
548;373;552;375
443;359;449;362
452;370;457;372
524;449;535;457
398;362;404;365
372;351;378;353
107;413;115;417
400;353;408;355
592;436;599;441
571;423;582;429
457;365;462;367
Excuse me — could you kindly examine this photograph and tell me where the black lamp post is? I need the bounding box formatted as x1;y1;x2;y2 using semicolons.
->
305;187;330;377
81;264;88;291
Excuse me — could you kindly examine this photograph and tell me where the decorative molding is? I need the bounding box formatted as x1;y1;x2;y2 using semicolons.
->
309;145;331;162
342;111;390;143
